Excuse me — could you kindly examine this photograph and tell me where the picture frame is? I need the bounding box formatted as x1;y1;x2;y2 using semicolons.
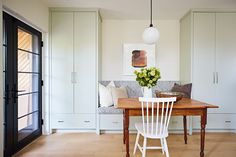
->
123;43;156;76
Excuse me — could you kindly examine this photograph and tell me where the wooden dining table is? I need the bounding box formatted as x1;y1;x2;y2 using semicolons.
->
117;97;218;157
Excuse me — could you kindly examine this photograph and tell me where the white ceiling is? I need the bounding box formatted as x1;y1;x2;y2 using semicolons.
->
42;0;236;20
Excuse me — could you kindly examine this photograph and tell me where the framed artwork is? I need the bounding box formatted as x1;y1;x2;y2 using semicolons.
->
123;44;156;75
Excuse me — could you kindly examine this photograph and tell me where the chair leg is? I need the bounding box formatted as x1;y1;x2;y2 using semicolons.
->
142;137;147;157
163;138;169;157
160;138;164;154
183;116;188;144
133;132;140;155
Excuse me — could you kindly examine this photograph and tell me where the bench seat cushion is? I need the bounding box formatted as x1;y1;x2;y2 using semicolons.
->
98;106;123;114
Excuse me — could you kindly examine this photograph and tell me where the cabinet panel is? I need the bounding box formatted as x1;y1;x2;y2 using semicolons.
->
215;13;236;113
51;114;95;129
192;13;216;106
99;115;186;131
180;13;192;83
100;114;123;130
51;12;74;113
169;116;184;130
74;12;96;114
193;114;235;130
130;117;142;130
99;115;142;130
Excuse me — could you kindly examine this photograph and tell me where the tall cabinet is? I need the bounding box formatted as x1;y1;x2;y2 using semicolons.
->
50;9;101;130
180;10;236;131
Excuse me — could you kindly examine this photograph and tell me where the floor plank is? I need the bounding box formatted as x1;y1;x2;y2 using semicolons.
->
14;133;236;157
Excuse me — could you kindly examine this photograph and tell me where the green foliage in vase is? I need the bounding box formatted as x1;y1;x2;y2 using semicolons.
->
134;67;161;88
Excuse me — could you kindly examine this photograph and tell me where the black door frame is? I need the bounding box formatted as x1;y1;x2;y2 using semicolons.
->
3;12;43;157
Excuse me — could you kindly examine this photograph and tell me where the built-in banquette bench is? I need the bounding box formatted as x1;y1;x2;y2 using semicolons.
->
97;81;185;134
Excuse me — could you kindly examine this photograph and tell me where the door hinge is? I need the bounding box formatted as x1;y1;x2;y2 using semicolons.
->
41;80;44;86
41;119;44;125
41;41;44;47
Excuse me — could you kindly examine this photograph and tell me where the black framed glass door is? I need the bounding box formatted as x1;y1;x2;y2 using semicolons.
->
3;12;43;157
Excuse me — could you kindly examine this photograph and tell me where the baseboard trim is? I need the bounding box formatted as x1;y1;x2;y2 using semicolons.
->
99;129;236;134
192;129;236;133
52;129;96;133
49;129;236;134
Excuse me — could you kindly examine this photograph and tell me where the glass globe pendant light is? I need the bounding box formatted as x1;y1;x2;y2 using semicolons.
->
143;0;160;44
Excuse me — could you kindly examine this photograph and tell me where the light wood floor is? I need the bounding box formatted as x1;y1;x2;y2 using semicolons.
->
14;132;236;157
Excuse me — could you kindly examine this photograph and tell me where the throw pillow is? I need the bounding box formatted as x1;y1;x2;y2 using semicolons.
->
99;81;115;107
111;86;128;108
171;83;192;98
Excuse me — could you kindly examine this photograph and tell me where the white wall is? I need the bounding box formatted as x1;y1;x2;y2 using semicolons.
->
102;20;180;81
3;0;49;32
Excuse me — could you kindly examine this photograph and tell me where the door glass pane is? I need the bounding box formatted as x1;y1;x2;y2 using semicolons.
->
18;50;39;73
18;93;38;118
18;28;39;54
18;112;39;141
18;73;39;94
18;28;33;52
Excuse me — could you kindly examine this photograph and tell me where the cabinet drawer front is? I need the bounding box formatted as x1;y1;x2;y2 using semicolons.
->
100;115;143;130
130;117;142;130
168;116;184;130
193;114;235;130
51;114;95;129
100;115;123;130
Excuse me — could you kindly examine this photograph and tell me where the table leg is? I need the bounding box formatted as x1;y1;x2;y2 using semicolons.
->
123;111;125;144
200;109;207;157
183;116;188;144
124;110;130;157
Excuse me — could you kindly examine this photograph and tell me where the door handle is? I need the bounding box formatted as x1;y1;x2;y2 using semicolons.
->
74;72;77;83
213;72;215;84
71;72;77;84
216;72;218;84
71;72;73;83
71;72;75;83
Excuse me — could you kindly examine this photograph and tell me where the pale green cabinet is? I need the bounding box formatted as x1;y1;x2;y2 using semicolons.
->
180;10;236;131
50;9;101;130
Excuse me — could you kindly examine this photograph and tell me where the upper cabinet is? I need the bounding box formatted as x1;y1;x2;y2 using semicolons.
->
50;9;102;130
215;13;236;114
180;10;236;114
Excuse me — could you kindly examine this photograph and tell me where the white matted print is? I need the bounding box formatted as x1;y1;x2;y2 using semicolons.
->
123;44;156;75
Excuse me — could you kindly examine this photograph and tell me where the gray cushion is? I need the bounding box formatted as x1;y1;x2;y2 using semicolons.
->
98;106;123;114
98;81;180;114
99;81;180;99
171;83;192;98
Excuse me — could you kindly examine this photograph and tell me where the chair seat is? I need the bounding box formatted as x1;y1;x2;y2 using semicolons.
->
135;123;169;139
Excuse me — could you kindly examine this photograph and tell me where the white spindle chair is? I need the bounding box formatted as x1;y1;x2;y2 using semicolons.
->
133;97;176;157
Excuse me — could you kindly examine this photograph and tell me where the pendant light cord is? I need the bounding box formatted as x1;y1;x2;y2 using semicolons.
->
150;0;153;27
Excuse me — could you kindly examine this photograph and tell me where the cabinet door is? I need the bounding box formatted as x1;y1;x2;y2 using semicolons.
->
215;13;236;113
192;13;216;106
74;12;96;114
51;12;74;113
